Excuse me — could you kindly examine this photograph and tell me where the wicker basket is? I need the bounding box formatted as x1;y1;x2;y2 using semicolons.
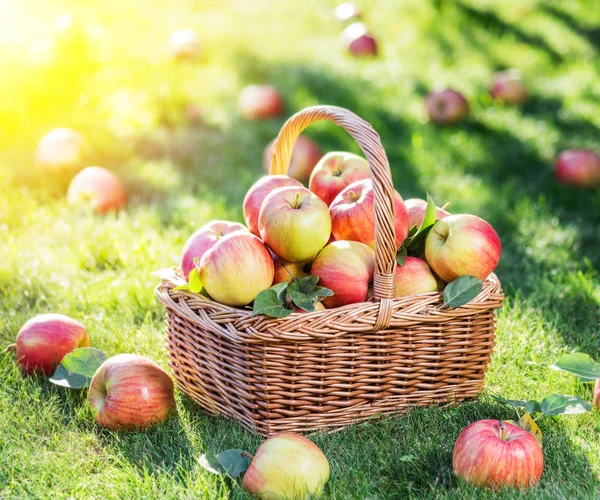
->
155;105;504;437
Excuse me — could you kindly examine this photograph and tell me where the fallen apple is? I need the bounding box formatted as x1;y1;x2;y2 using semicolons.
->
395;257;439;297
35;128;86;170
490;69;528;104
169;28;201;60
239;85;284;120
263;135;323;182
594;380;600;410
555;149;600;188
404;198;451;229
242;432;330;499
453;419;543;489
67;166;127;214
426;89;469;125
88;354;176;431
342;23;378;57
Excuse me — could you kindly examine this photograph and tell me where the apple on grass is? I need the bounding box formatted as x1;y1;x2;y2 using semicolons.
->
425;214;501;282
594;380;600;410
169;29;201;60
263;136;323;183
310;240;374;308
259;186;331;263
88;354;176;431
396;257;439;297
342;22;378;57
36;128;86;170
67;166;127;214
309;151;371;206
425;89;469;125
555;149;600;188
453;420;543;489
404;198;451;229
239;85;284;120
242;432;330;499
329;179;410;250
243;175;303;236
180;220;247;280
15;314;90;376
490;69;528;104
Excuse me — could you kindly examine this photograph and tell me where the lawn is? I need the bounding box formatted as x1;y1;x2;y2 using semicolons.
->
1;0;599;498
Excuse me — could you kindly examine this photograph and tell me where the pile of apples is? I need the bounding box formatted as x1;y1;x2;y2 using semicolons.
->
180;150;503;311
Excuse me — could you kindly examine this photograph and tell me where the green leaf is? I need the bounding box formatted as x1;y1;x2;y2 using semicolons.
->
540;394;592;416
396;247;407;267
524;400;542;414
199;449;250;479
287;276;333;312
189;267;203;294
407;225;418;238
173;284;191;292
49;348;107;389
405;225;433;256
252;283;293;318
442;275;483;308
551;353;600;382
419;194;438;232
491;394;526;409
152;268;187;287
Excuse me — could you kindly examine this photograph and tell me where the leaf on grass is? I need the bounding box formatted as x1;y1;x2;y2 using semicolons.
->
199;449;250;479
550;353;600;382
540;394;591;416
252;283;293;318
151;268;187;287
188;268;203;294
49;348;107;389
524;400;542;414
396;247;407;267
519;413;542;447
287;276;333;313
443;275;483;308
491;394;526;409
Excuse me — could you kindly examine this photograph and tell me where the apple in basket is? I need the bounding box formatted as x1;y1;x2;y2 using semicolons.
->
67;166;127;214
243;175;303;236
239;85;284;120
404;198;451;229
425;89;469;125
311;240;374;308
199;231;274;307
263;136;323;183
168;28;201;60
259;186;331;263
395;257;439;297
180;220;247;280
272;255;311;285
554;149;600;188
35;128;86;170
453;420;543;489
15;314;90;375
329;179;410;250
425;214;501;282
89;354;176;431
309;151;371;206
243;432;330;499
490;69;528;104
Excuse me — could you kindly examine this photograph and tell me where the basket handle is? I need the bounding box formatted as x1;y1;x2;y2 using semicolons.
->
269;105;397;330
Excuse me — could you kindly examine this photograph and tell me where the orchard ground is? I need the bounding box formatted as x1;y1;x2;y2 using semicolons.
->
1;0;599;498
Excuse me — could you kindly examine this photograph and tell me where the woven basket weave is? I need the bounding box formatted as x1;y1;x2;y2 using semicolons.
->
155;105;504;436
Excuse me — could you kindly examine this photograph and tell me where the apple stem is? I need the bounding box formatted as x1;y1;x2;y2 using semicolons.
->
5;343;16;353
498;420;507;440
293;193;301;209
441;202;451;210
241;451;254;460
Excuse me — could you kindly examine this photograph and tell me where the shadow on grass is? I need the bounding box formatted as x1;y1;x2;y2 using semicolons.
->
538;4;600;50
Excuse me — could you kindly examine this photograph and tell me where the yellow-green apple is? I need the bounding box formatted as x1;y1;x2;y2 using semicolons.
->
310;240;374;308
555;149;600;188
180;220;247;279
425;214;501;282
404;198;451;229
242;432;330;499
199;231;274;306
426;89;469;125
395;257;439;297
67;166;127;214
453;420;543;489
272;256;311;285
342;22;378;56
490;69;528;104
594;380;600;410
309;151;371;206
263;136;323;182
259;186;331;262
35;128;85;170
88;354;175;431
329;179;409;250
169;28;201;60
335;2;361;23
243;175;303;235
293;301;326;314
239;85;284;120
15;314;90;376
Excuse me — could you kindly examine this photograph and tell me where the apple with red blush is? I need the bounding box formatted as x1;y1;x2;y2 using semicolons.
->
395;257;439;297
490;69;528;104
36;128;86;171
239;85;284;120
67;166;127;214
342;23;378;57
404;198;451;229
263;136;322;182
555;149;600;188
425;89;469;125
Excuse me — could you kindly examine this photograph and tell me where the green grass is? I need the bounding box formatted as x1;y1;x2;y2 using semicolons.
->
1;0;599;497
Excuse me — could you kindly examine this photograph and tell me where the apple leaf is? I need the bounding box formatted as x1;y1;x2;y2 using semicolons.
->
151;268;187;287
49;348;107;389
395;247;407;267
188;268;203;294
540;394;592;416
252;282;293;318
550;353;600;382
407;225;418;238
198;449;250;479
287;276;333;312
419;193;438;232
442;275;483;308
491;393;527;409
524;400;542;414
519;413;543;447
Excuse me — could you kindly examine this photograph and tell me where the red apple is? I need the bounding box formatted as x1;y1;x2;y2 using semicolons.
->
555;149;600;188
199;231;274;306
67;166;127;214
239;85;284;120
15;314;90;376
404;198;451;229
242;432;330;499
396;257;439;297
259;186;331;262
180;220;247;280
88;354;175;431
335;2;361;23
342;23;378;57
425;214;502;282
594;380;600;410
309;151;371;206
453;420;543;489
169;29;201;60
243;175;303;236
35;128;86;170
272;256;311;285
263;136;323;182
310;240;374;308
329;179;410;250
426;89;469;125
490;69;528;104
